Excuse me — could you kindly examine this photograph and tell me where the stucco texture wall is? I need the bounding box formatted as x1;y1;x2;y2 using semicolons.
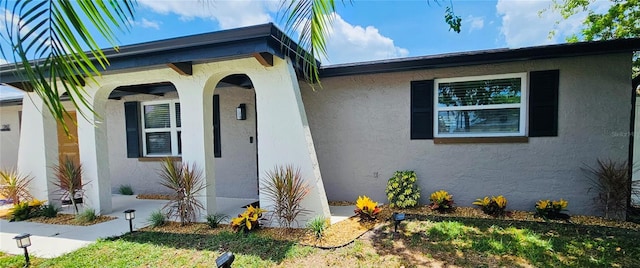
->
106;87;258;198
0;105;21;169
300;53;633;216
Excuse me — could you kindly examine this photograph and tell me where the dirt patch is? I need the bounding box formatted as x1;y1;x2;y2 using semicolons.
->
26;213;117;226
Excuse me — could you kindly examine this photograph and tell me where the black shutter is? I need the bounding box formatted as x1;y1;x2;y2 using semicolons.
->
529;70;559;137
213;95;221;158
411;80;434;139
124;101;142;158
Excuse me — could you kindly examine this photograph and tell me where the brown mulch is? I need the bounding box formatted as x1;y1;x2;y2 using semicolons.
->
26;213;117;226
136;194;175;200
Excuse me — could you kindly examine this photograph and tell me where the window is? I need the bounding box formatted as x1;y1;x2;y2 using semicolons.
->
124;95;221;158
434;73;527;137
141;100;181;156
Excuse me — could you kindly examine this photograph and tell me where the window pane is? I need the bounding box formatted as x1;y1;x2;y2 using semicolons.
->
438;78;521;107
144;103;170;129
146;132;172;155
437;109;520;134
175;103;181;127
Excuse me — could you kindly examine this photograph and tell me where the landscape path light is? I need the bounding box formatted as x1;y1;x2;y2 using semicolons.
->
13;233;31;267
124;209;136;233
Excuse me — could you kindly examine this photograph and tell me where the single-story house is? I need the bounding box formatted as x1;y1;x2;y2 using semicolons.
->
1;23;639;223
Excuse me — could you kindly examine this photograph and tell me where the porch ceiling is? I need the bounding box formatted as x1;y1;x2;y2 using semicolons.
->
107;74;253;99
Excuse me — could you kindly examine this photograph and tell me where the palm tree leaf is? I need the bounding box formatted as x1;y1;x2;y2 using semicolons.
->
5;0;135;134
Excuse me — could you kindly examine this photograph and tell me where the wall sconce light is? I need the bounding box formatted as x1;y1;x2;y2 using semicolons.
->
13;233;31;267
216;251;235;268
392;212;405;233
124;209;136;233
236;103;246;120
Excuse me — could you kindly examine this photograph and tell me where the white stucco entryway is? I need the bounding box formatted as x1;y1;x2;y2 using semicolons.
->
17;56;330;226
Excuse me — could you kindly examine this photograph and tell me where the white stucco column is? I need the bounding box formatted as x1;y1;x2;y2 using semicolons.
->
249;57;331;224
17;93;59;203
76;84;113;214
173;77;216;217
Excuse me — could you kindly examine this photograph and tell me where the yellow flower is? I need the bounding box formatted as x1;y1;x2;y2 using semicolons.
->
536;200;550;210
493;196;507;208
473;196;491;207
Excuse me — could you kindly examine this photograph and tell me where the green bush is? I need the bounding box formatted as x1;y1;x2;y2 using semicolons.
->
306;215;329;240
386;171;420;208
206;213;228;228
39;204;60;218
118;184;134;195
75;208;97;223
9;199;44;221
147;210;166;228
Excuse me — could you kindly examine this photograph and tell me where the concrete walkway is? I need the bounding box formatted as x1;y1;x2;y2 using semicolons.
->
0;195;354;258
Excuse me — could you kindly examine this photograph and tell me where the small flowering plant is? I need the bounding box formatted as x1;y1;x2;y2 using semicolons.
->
354;195;381;220
231;205;267;233
473;195;508;217
535;199;569;220
428;190;455;213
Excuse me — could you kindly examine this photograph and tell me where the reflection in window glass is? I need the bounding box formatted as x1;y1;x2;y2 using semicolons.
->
145;132;172;155
144;103;170;129
438;109;520;134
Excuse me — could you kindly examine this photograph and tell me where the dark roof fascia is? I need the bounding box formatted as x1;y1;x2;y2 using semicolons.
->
320;38;640;78
0;23;316;84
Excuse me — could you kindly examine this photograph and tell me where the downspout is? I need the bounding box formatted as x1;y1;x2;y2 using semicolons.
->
629;75;640;220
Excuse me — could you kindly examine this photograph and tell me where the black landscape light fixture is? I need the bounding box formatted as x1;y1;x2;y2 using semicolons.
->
13;233;31;267
236;103;246;120
216;251;235;268
124;209;136;233
392;212;406;233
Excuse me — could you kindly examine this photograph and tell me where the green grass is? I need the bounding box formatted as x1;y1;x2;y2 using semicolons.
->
1;216;638;267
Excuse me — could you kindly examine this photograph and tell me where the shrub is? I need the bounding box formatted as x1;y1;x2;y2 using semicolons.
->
535;199;569;220
158;158;207;226
354;195;381;220
75;208;97;223
52;157;87;214
206;213;228;228
261;165;310;228
147;210;166;228
118;184;134;195
428;190;455;213
39;204;60;218
583;159;629;220
9;199;44;221
306;215;329;240
0;169;34;205
231;205;266;233
473;195;508;217
385;170;420;209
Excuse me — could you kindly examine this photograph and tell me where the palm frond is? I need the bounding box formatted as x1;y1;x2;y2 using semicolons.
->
5;0;135;134
281;0;337;86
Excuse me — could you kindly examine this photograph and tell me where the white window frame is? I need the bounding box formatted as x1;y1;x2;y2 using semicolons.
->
140;99;181;156
434;73;528;138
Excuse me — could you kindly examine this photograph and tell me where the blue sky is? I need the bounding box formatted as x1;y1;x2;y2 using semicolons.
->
0;0;612;98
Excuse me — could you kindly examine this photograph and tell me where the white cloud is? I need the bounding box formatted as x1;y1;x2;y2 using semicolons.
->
322;13;409;64
138;0;274;29
0;58;7;65
137;18;161;30
495;0;613;48
466;15;485;32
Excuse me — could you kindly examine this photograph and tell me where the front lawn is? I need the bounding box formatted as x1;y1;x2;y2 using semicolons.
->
1;212;639;267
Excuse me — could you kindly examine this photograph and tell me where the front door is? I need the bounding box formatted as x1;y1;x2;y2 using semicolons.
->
56;111;80;166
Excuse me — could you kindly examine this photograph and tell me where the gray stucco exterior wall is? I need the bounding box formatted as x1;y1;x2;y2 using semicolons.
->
301;53;632;216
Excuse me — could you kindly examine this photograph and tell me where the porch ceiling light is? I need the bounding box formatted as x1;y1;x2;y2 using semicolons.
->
236;103;247;120
124;209;136;233
13;233;31;267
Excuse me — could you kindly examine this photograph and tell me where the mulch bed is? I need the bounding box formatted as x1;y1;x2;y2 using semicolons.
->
27;214;117;226
136;194;175;200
